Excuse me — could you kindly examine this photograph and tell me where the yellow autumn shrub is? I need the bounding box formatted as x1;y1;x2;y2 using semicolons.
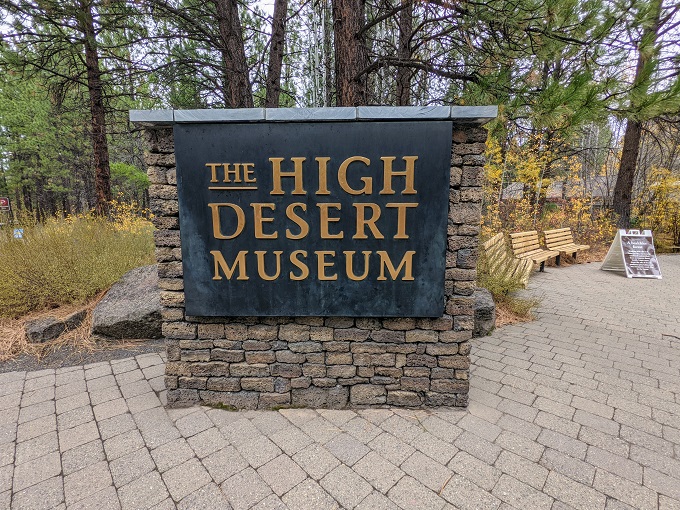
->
0;202;155;318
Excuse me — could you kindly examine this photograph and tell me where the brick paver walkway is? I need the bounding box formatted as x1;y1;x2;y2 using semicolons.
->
1;256;678;509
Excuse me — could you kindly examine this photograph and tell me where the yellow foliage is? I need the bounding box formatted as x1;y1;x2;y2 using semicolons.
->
633;167;680;245
482;135;616;249
0;202;155;318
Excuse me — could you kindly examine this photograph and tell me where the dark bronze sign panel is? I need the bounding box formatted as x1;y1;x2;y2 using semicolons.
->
174;121;452;317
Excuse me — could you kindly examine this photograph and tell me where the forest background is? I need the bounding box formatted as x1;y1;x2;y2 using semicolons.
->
0;0;679;246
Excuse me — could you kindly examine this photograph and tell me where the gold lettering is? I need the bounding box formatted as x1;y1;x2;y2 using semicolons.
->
316;157;331;195
317;203;343;239
206;163;220;183
290;250;309;280
380;156;417;195
344;251;371;281
242;163;256;183
386;202;418;239
222;163;241;183
285;203;309;239
208;203;245;239
270;157;306;195
315;251;338;280
255;251;283;281
211;250;248;280
353;203;384;239
377;250;415;281
251;203;277;239
338;156;372;195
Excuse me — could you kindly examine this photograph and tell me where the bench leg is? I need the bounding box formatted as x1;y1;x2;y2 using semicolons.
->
573;252;577;261
556;255;561;266
539;261;545;272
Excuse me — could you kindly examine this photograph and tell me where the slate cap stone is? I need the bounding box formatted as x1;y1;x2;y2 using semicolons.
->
130;106;498;126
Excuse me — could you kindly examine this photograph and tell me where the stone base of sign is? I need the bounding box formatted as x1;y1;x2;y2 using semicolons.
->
140;120;486;409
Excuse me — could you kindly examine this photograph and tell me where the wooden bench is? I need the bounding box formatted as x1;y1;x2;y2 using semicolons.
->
481;233;534;288
543;227;590;264
509;231;560;272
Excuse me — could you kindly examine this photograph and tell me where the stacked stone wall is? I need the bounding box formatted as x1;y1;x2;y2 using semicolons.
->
142;124;486;409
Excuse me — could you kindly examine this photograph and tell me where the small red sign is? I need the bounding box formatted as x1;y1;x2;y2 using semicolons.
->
0;197;9;210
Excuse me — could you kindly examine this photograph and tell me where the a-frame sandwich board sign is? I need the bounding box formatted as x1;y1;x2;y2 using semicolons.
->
601;229;662;279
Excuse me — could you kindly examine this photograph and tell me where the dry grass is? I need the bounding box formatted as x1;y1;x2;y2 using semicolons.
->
0;295;103;362
495;300;536;328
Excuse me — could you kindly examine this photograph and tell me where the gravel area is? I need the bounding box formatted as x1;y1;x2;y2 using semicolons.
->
0;338;164;373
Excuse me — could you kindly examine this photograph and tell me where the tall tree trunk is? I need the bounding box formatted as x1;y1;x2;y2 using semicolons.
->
613;121;643;228
331;0;369;106
265;0;288;107
612;0;662;228
79;0;112;216
214;0;254;108
396;0;413;106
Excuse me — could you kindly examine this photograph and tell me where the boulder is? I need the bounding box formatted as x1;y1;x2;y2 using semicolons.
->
473;288;496;337
26;310;86;343
91;265;162;339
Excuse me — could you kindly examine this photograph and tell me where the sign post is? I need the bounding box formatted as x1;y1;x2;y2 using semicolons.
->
601;229;662;279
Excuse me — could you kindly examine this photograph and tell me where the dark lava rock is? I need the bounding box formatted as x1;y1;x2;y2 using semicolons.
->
91;265;162;339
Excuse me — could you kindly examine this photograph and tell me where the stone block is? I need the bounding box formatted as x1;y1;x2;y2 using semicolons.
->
178;376;207;390
199;391;258;410
276;351;305;364
154;230;181;248
439;330;472;343
211;349;245;363
334;328;370;341
271;364;302;378
371;353;396;366
327;365;356;378
164;322;196;339
246;351;276;364
289;342;322;353
179;339;212;349
401;377;429;392
383;318;416;330
243;340;271;351
197;324;224;339
387;391;423;407
426;344;459;356
324;341;350;352
449;203;481;224
158;278;183;291
230;363;270;377
206;377;241;391
405;330;439;343
291;386;348;408
438;356;469;369
189;362;229;377
149;184;177;200
150;199;178;216
279;324;310;341
181;350;209;362
350;385;386;405
326;352;353;365
430;380;469;393
325;317;354;328
290;377;311;389
371;330;405;343
302;364;326;377
406;354;437;368
241;378;275;392
259;392;291;409
461;165;484;185
224;324;247;340
247;325;278;341
313;377;338;388
403;367;430;377
310;327;334;341
159;291;184;307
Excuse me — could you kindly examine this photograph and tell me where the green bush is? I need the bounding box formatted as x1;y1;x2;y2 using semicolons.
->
0;208;154;318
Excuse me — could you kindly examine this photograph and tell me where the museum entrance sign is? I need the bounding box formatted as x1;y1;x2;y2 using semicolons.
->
174;121;452;317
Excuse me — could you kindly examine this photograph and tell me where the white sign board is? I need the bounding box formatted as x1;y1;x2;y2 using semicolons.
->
601;229;662;279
